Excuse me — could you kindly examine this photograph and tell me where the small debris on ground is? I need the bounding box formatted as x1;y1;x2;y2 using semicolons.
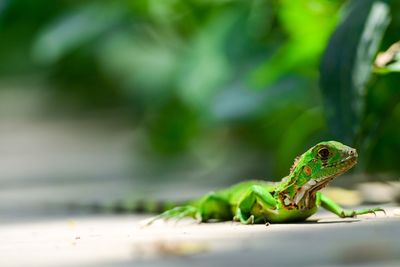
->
133;240;209;258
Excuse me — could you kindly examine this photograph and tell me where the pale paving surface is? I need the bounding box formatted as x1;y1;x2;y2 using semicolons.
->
1;207;399;267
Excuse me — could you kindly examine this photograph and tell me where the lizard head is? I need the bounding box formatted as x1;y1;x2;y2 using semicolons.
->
291;140;358;193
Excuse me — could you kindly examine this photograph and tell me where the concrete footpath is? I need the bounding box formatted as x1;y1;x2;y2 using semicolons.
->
1;207;399;267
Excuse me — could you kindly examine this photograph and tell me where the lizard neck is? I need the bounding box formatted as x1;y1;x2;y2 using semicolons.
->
275;169;340;209
275;166;315;209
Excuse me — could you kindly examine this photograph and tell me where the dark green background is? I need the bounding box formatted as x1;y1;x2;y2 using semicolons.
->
0;0;399;183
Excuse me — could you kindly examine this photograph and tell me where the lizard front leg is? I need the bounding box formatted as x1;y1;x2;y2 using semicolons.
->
319;193;385;218
234;185;277;224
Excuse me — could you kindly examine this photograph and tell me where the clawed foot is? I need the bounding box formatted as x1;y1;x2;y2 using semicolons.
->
246;215;255;224
340;207;386;218
233;214;255;224
145;206;198;225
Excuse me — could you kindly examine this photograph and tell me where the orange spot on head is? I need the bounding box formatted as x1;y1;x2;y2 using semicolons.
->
303;166;312;176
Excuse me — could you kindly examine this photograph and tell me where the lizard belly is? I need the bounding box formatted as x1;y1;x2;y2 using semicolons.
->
251;203;318;223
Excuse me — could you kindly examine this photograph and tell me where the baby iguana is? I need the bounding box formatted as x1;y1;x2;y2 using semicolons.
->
148;141;384;224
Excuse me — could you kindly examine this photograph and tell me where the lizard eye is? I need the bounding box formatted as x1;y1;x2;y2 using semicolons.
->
318;147;330;160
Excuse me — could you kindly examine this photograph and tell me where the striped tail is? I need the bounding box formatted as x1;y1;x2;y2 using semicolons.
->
67;199;189;214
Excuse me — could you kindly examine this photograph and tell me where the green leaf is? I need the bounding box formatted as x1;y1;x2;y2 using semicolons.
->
176;10;235;108
276;107;326;176
32;3;126;64
374;44;400;73
319;0;391;143
250;0;340;89
374;61;400;73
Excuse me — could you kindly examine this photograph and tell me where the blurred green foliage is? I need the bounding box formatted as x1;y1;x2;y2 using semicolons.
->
320;0;400;174
0;0;399;179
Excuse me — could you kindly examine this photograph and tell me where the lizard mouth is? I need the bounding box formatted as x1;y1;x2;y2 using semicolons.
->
311;154;358;191
323;154;357;174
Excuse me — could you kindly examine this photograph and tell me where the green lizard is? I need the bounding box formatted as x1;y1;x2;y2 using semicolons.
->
148;141;385;224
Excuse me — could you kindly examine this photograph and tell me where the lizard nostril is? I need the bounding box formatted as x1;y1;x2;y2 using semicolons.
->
348;149;357;157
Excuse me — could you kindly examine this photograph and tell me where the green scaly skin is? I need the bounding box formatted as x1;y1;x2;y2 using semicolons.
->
148;141;385;224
